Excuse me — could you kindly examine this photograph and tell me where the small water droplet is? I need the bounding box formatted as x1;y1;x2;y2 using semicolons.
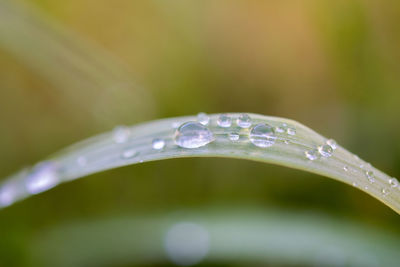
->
352;182;357;187
364;185;369;190
343;166;349;172
275;123;287;133
381;188;390;196
389;178;398;188
305;149;319;161
217;114;232;128
228;132;240;141
318;145;333;157
249;123;277;148
0;182;17;207
197;112;210;125
152;138;165;150
122;148;139;159
326;139;337;150
26;162;59;194
77;156;87;167
284;139;290;144
287;127;296;136
175;122;214;149
171;122;181;129
113;126;130;143
365;171;375;183
237;113;252;128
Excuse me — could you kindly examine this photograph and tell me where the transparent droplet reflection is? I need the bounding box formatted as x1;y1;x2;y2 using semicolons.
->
174;122;214;149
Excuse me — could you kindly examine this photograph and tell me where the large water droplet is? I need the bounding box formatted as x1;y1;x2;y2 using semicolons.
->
217;114;232;128
228;132;240;141
113;126;130;143
152;138;165;150
197;112;210;126
305;149;319;161
365;171;375;183
237;113;252;128
318;145;333;157
389;178;398;188
26;162;59;194
249;123;276;148
326;139;337;150
175;122;214;149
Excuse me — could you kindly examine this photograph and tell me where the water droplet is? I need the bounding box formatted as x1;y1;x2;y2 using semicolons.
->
152;138;165;150
197;112;210;125
365;171;375;183
381;188;390;196
26;162;59;194
228;132;240;141
77;156;87;167
122;148;139;159
326;139;337;150
389;178;398;188
352;182;357;187
318;145;333;157
287;127;296;136
175;122;214;149
249;123;277;148
0;182;17;207
217;114;232;128
237;113;252;128
343;166;349;172
305;149;319;161
275;123;287;133
171;122;181;129
284;139;290;144
113;126;130;143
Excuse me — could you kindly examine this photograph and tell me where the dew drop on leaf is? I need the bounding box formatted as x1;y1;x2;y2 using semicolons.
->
237;113;252;128
175;122;214;149
249;123;276;148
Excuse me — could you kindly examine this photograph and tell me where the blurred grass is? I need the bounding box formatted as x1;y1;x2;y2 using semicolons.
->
1;0;400;266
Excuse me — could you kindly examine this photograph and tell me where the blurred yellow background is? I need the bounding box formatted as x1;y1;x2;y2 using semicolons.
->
1;0;400;266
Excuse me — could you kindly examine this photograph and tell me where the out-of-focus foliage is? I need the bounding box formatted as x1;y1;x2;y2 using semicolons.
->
0;0;400;266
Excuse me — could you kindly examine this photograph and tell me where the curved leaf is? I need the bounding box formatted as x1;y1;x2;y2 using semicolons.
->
0;113;399;213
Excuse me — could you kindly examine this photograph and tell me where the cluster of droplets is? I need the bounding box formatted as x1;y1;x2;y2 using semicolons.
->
118;113;400;199
172;113;298;150
2;112;399;208
305;139;337;161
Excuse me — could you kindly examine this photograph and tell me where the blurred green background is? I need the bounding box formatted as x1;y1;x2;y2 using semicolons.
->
1;0;400;266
